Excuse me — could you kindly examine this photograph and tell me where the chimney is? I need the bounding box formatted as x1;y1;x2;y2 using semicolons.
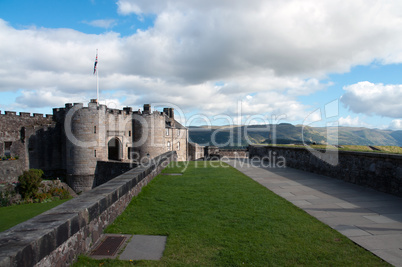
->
143;104;151;114
168;108;174;120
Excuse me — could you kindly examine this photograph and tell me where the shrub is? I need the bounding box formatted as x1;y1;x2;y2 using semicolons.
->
0;183;20;207
35;192;52;203
0;191;10;207
48;186;71;200
18;169;44;200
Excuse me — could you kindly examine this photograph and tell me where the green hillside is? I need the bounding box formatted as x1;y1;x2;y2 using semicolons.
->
188;124;402;147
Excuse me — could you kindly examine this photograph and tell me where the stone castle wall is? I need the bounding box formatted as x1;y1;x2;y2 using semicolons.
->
0;159;25;183
133;110;188;162
0;111;63;181
94;161;137;187
249;145;402;197
133;111;168;160
0;102;189;192
188;142;205;160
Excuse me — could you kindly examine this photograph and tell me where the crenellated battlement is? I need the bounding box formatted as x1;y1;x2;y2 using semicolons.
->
0;110;53;119
53;100;139;119
0;99;188;192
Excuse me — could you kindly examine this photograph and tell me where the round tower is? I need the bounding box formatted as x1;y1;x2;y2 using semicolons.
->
64;101;106;192
133;104;167;161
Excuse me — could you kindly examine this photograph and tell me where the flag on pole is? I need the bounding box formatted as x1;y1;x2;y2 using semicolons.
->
93;51;98;74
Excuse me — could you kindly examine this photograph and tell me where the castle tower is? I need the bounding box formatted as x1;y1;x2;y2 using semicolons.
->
133;104;168;160
64;101;107;192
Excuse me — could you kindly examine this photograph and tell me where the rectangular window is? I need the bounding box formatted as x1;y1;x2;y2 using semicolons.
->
177;129;180;137
129;131;131;137
166;128;169;136
94;150;97;157
167;141;171;150
94;126;96;134
4;142;12;157
177;142;180;151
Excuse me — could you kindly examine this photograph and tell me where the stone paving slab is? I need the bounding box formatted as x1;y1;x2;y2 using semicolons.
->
228;158;402;267
89;234;167;261
119;235;167;261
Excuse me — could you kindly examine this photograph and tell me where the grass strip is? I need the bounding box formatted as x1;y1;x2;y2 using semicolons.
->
75;161;389;266
0;198;71;232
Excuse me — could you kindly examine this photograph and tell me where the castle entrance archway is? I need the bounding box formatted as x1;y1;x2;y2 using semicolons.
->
108;137;122;160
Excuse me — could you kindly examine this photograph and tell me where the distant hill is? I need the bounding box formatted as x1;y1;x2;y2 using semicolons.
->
188;124;402;147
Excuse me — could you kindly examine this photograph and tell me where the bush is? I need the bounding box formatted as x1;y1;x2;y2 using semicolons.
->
47;186;71;200
0;191;10;207
0;183;21;207
18;169;44;200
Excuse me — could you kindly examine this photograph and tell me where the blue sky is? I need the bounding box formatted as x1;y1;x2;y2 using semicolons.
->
0;0;154;35
0;0;401;129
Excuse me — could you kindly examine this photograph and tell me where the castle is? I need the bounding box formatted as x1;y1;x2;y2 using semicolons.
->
0;100;188;192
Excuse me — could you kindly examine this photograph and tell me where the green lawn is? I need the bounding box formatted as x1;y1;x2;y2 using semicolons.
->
0;198;71;232
74;161;389;266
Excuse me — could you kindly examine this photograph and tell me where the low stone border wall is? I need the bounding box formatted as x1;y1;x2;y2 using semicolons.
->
249;145;402;197
219;149;248;158
0;151;176;267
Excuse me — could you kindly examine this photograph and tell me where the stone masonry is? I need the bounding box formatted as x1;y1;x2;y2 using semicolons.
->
249;145;402;197
0;151;176;267
0;101;188;192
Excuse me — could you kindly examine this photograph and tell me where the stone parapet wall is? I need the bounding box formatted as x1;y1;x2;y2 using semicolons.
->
249;145;402;197
187;144;248;160
0;151;176;267
219;149;248;158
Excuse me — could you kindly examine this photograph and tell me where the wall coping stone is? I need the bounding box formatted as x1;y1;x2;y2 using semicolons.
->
249;145;402;197
251;145;402;160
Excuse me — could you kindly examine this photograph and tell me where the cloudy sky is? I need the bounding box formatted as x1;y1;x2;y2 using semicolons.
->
0;0;401;129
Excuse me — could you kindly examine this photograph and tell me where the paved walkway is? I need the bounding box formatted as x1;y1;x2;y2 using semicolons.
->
228;158;402;267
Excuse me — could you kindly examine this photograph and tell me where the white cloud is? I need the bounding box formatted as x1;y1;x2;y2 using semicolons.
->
338;115;371;127
389;119;402;130
341;81;402;118
83;19;117;29
15;89;89;109
2;0;402;124
116;0;402;78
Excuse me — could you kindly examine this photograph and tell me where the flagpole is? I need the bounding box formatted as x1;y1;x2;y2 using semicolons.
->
96;49;99;106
